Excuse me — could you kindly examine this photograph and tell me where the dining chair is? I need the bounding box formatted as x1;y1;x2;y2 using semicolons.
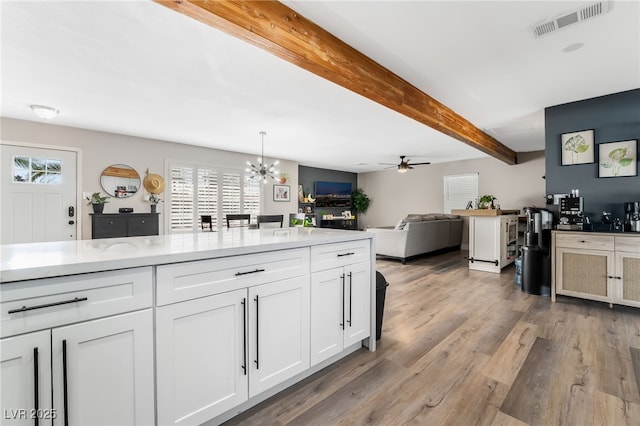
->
201;215;213;231
226;214;251;228
257;214;284;229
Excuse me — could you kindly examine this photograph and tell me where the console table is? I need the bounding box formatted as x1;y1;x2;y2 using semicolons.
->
91;213;159;239
320;217;357;230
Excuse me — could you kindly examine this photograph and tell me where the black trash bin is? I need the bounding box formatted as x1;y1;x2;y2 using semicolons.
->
375;271;389;340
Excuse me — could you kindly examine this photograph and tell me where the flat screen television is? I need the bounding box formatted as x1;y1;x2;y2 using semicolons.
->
314;181;352;207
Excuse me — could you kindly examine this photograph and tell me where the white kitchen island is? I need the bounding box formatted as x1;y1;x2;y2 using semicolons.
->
1;228;376;426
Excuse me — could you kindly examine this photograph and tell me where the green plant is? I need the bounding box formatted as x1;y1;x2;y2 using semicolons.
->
351;188;371;214
478;195;495;209
86;192;110;205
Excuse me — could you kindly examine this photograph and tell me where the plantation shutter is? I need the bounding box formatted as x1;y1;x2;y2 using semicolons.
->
169;163;261;232
243;178;261;222
197;168;218;228
443;173;478;213
170;165;194;231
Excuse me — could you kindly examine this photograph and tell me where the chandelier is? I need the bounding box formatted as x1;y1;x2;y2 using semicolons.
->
246;131;279;184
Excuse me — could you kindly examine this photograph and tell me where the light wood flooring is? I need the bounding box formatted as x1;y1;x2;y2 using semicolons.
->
224;250;640;426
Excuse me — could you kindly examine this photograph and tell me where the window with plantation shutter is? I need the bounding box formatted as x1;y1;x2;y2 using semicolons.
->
444;173;478;213
169;162;262;232
170;166;194;231
198;168;218;228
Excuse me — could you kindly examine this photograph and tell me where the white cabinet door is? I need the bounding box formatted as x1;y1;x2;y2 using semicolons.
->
51;310;154;426
310;268;344;365
310;263;371;366
156;289;248;426
1;330;52;426
344;263;371;347
248;276;310;398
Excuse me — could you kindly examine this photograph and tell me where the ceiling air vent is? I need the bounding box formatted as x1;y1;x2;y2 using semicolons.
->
531;1;610;38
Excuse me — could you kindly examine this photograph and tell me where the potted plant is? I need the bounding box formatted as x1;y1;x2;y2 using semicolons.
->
478;194;496;209
278;172;289;184
148;194;162;213
351;188;371;215
351;188;371;229
86;191;110;214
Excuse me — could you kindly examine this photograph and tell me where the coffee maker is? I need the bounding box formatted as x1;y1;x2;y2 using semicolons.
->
521;207;554;296
558;195;584;230
625;202;640;232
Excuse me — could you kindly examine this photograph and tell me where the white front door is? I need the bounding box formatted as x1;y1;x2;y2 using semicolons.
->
1;144;78;243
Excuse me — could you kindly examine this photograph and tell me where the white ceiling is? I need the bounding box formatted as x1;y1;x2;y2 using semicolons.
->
1;0;639;173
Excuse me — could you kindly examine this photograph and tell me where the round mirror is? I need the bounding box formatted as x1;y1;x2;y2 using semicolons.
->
100;164;141;198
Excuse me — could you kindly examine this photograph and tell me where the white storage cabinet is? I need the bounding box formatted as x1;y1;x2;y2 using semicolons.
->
0;268;154;426
155;248;310;425
469;215;518;273
310;240;371;366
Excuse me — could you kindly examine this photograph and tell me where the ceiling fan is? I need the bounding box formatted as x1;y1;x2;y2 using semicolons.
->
380;155;431;173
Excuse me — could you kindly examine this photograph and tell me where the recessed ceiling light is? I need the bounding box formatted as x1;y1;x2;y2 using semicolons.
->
30;104;59;120
562;42;584;53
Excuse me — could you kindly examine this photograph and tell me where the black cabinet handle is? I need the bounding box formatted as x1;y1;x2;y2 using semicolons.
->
579;240;586;243
235;268;265;276
33;347;39;426
241;298;247;375
254;295;259;370
347;272;353;327
62;340;69;426
8;297;88;314
340;274;345;330
337;252;355;257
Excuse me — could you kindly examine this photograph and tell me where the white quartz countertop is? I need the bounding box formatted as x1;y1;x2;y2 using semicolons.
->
0;228;373;283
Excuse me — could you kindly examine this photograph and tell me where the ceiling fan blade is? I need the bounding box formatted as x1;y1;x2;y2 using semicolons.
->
410;162;431;165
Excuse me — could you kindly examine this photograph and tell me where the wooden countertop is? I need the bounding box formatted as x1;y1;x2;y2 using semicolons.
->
452;209;520;217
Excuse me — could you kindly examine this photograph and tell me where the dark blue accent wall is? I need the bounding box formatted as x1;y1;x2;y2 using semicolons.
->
298;165;357;215
545;88;640;222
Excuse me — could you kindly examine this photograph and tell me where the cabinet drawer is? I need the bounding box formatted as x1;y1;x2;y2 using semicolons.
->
93;216;127;238
156;248;310;305
615;235;640;252
310;240;371;272
128;216;159;236
555;233;614;251
1;267;153;338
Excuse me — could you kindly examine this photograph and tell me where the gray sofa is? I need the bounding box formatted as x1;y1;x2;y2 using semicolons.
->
366;214;463;263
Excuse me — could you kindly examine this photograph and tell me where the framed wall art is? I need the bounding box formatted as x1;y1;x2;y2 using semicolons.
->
598;140;637;178
273;184;290;202
561;129;594;165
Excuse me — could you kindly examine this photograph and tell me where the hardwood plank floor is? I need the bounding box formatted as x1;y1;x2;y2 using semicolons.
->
224;250;640;426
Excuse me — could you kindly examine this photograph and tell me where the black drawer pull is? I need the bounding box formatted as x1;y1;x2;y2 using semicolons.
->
579;240;586;243
235;268;265;276
337;252;355;257
8;297;88;314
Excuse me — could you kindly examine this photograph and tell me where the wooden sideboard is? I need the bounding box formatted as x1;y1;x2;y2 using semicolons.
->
91;213;159;239
552;230;640;307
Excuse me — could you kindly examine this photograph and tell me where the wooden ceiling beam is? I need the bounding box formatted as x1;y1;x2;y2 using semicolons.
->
155;0;517;165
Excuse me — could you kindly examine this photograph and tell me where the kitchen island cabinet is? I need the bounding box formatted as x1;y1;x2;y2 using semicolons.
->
1;228;375;426
0;268;154;426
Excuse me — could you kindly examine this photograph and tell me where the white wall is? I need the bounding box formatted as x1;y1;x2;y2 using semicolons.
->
1;118;299;239
357;151;546;245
